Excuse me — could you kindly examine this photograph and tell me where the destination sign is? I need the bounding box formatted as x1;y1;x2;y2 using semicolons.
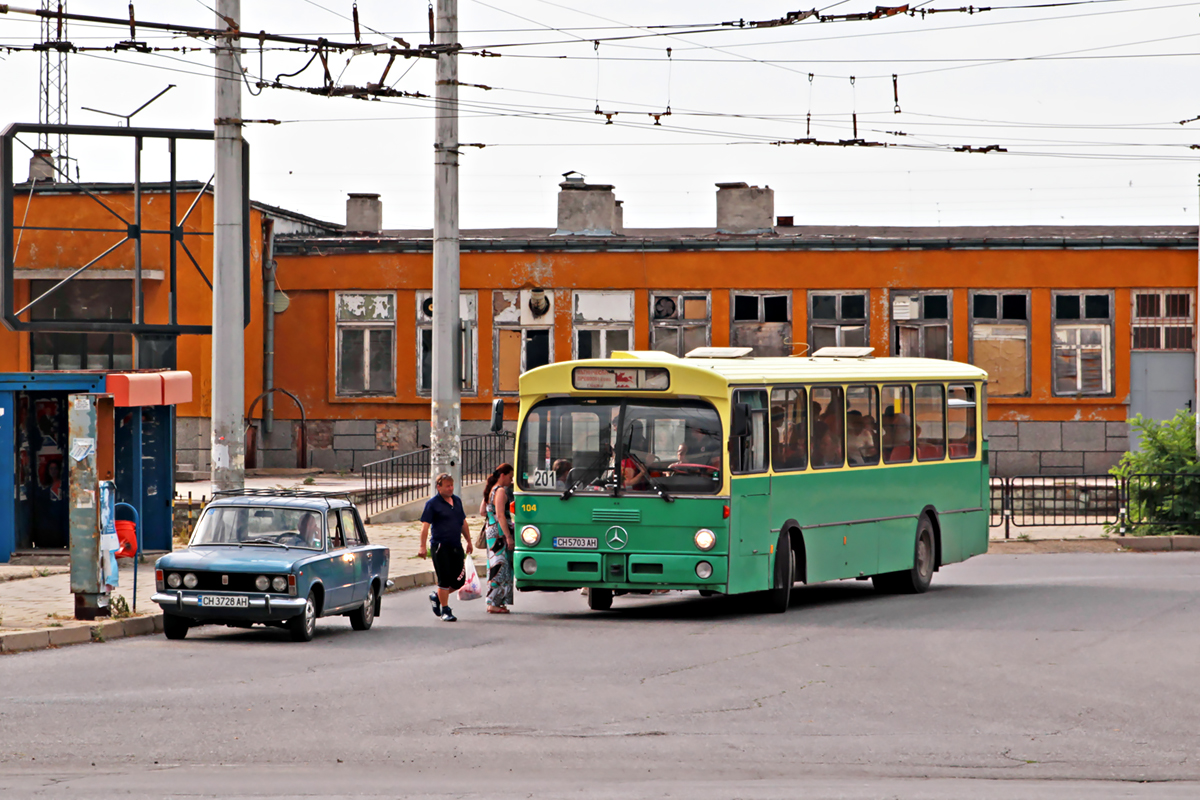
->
572;367;669;391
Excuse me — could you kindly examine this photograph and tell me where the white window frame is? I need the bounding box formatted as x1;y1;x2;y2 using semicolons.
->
572;290;634;360
1132;289;1195;352
730;291;792;356
415;291;477;396
808;290;870;353
650;291;711;356
891;290;953;360
1052;290;1114;397
334;291;397;398
969;289;1031;397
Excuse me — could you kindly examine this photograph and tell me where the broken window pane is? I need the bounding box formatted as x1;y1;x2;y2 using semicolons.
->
653;326;680;356
605;329;629;355
1053;324;1111;395
525;329;551;371
419;328;433;391
840;294;866;320
973;293;998;319
733;295;760;321
923;295;948;320
337;328;365;395
1085;295;1110;319
763;295;789;323
1056;295;1081;320
577;330;600;359
811;325;838;352
1001;294;1027;321
682;325;708;354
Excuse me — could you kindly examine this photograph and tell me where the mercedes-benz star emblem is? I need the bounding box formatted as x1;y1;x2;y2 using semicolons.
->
606;526;628;550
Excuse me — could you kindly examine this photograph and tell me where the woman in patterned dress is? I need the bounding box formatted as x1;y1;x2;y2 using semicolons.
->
480;463;515;614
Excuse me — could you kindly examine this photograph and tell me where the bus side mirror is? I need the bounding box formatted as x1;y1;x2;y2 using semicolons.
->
489;398;505;433
730;403;751;439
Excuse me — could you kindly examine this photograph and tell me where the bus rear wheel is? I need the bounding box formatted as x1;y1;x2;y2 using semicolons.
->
873;517;936;594
761;531;793;613
587;587;613;611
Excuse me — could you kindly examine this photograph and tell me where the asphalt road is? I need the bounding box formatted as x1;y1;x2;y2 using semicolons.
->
1;552;1198;799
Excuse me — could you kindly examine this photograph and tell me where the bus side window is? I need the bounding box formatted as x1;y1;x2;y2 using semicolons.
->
732;389;768;473
882;385;914;464
846;385;880;467
915;384;947;461
948;384;977;459
810;386;845;469
771;387;807;471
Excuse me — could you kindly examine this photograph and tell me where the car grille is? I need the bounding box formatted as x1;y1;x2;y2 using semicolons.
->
167;570;289;593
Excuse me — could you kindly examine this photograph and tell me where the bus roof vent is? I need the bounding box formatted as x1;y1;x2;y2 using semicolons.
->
684;347;754;359
812;346;875;359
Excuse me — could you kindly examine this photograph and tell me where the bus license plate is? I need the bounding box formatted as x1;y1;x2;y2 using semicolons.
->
553;537;598;550
200;595;249;608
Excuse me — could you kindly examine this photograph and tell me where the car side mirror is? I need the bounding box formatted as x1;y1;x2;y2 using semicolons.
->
490;398;505;433
730;403;751;439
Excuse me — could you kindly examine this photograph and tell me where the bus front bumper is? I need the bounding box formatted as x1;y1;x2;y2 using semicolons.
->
513;551;727;591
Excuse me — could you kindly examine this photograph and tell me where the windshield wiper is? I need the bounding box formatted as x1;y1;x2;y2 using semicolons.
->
240;538;288;548
560;478;581;500
644;474;674;503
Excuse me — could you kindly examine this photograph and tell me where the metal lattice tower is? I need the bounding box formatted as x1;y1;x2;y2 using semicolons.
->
37;0;68;169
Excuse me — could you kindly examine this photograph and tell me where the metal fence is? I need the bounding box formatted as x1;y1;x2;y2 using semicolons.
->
989;473;1200;538
361;431;515;519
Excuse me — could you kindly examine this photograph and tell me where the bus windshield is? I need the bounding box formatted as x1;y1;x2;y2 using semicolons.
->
517;398;723;496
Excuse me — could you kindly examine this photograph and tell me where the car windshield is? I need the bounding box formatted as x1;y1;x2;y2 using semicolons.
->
190;506;324;549
517;397;723;495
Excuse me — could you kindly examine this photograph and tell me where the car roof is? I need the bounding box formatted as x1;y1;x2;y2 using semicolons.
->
207;495;354;512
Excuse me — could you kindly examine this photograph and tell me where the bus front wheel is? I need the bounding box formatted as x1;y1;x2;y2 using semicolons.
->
761;531;793;613
874;517;936;594
587;587;614;611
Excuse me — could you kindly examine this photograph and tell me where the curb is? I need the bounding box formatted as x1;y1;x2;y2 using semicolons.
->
1114;535;1200;552
0;565;478;655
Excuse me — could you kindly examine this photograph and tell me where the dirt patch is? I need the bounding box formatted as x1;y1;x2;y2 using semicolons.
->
988;539;1123;554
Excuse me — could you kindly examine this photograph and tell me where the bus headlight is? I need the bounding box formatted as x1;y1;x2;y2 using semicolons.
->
521;557;538;575
694;529;716;551
695;561;713;579
520;525;541;546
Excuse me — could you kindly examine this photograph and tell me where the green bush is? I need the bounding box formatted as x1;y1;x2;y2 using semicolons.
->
1110;411;1200;534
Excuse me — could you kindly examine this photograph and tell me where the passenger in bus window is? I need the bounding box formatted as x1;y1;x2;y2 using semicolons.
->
846;411;867;466
552;459;573;489
781;424;806;469
882;407;913;462
813;405;844;468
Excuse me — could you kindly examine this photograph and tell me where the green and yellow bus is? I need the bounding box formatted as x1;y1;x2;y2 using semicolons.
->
504;347;989;612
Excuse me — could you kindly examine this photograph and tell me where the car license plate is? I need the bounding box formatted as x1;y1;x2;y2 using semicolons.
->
553;537;598;550
200;595;249;608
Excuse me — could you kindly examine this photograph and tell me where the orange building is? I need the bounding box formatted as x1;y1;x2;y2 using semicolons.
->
7;175;1197;478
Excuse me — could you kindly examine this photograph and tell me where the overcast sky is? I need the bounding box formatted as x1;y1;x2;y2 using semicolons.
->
2;0;1198;230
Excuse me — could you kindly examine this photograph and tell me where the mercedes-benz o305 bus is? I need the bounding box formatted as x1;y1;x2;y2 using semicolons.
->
504;347;989;612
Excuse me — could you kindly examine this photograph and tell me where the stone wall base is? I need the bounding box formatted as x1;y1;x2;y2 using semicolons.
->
989;420;1129;477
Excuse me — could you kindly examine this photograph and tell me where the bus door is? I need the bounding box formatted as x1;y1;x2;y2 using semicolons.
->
730;390;773;586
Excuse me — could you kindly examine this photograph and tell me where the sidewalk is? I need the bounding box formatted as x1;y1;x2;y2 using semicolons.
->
989;524;1112;541
0;514;485;653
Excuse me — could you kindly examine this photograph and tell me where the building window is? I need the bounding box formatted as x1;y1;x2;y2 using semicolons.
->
1132;290;1194;351
730;291;791;356
1052;291;1113;396
335;292;396;397
651;292;709;356
892;291;951;359
970;290;1030;397
494;289;554;395
573;290;633;359
809;291;868;352
416;291;477;395
29;279;134;370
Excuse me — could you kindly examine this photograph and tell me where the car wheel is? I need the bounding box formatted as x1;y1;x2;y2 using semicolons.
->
162;613;189;640
760;531;793;614
350;585;376;631
289;591;318;642
587;587;613;611
873;516;936;595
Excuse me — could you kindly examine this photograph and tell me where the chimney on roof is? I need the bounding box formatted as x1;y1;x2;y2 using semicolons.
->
555;171;620;236
346;193;382;233
716;182;774;234
28;149;56;183
614;200;624;235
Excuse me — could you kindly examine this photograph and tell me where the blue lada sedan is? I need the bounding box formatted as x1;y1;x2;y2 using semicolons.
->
152;490;390;642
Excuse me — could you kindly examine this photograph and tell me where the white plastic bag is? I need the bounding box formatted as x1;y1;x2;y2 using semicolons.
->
458;553;483;602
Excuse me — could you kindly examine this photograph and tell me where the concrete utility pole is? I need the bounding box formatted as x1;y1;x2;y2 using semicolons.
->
211;0;245;491
430;0;462;490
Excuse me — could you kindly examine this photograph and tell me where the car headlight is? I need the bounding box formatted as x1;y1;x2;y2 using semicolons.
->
272;576;288;592
255;575;270;592
521;557;538;575
167;572;182;589
183;573;198;589
520;525;541;546
694;529;716;551
695;561;713;579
